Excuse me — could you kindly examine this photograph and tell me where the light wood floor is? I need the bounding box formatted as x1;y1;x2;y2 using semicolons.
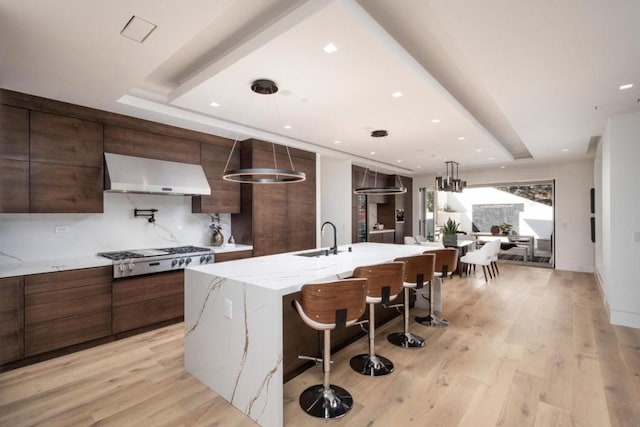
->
1;264;639;426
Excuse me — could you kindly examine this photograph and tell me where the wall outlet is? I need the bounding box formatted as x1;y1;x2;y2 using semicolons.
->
54;225;69;233
634;231;640;243
224;298;232;319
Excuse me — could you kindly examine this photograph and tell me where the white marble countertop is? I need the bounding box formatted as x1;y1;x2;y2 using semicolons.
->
188;242;428;296
0;244;253;279
369;229;395;234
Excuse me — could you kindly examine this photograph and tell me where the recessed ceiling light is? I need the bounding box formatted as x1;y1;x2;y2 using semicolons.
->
488;157;495;160
500;166;506;169
457;136;465;140
561;148;569;152
392;91;403;98
475;148;483;152
370;151;376;155
209;102;220;107
333;140;341;144
619;83;634;90
431;119;441;123
284;125;292;129
416;165;422;169
396;160;402;163
323;42;338;53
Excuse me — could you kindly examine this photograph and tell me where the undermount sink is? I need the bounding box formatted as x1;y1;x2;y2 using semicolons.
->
295;249;344;257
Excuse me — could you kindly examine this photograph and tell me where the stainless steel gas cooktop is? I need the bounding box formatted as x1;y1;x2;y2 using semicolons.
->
98;245;214;278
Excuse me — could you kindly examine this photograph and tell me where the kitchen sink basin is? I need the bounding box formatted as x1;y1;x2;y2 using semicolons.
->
295;249;344;257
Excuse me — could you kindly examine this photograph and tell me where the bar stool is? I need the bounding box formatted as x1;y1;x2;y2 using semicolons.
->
387;253;435;348
350;262;405;376
415;248;458;327
293;278;367;419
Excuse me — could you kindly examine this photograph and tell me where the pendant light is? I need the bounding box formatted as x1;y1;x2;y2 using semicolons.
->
353;130;407;195
435;161;466;192
222;79;306;184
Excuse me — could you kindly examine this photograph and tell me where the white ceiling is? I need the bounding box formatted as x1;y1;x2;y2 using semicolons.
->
1;0;639;175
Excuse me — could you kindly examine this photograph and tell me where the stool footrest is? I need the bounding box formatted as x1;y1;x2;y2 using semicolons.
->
298;355;331;365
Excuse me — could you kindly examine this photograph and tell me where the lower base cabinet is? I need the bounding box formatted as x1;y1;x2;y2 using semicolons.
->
24;267;112;357
112;271;184;334
0;277;24;364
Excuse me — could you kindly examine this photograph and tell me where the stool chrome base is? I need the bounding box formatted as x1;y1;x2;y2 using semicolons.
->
350;354;394;376
415;314;449;327
387;332;425;348
299;384;353;419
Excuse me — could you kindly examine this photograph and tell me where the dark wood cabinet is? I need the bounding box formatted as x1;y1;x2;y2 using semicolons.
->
0;104;30;212
29;111;104;213
30;111;103;167
282;292;320;382
368;231;395;243
0;277;24;364
112;271;184;334
192;138;241;214
214;250;253;263
104;125;200;164
0;159;29;212
24;267;112;357
0;104;29;161
30;162;103;213
233;139;316;257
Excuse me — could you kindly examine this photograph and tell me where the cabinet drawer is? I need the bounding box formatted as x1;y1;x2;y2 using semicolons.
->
113;271;183;306
25;283;111;325
25;266;111;294
0;277;24;364
25;311;111;357
113;293;183;334
214;250;253;263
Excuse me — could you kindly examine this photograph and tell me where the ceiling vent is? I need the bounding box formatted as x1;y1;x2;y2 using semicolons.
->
120;16;157;43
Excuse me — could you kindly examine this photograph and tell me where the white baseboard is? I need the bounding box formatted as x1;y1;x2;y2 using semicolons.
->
610;310;640;329
555;263;594;273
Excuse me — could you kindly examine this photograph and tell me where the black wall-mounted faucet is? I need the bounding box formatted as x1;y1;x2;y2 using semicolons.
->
134;208;158;223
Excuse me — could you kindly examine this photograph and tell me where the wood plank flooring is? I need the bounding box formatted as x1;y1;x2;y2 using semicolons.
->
1;264;639;426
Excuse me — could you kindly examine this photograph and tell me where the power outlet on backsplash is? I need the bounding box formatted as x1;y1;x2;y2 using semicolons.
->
54;225;70;233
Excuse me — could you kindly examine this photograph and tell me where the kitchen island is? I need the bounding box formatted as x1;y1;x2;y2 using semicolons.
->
184;242;427;427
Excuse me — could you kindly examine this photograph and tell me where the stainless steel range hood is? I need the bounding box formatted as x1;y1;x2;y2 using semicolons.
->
104;153;211;196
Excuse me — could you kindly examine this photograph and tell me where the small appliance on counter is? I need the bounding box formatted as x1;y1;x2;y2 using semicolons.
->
98;245;214;278
372;223;384;230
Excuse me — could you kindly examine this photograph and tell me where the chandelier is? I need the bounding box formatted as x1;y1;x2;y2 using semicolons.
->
435;161;466;192
353;130;407;195
222;79;306;184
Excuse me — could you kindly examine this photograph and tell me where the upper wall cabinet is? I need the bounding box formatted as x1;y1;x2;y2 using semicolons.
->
29;111;104;213
0;104;30;212
104;125;200;164
192;139;241;214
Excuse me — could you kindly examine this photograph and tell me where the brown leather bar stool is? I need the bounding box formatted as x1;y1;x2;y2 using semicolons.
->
415;248;458;327
350;262;405;376
293;278;367;419
387;253;435;348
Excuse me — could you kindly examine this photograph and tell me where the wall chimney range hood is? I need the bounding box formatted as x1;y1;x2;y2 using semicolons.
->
104;153;211;196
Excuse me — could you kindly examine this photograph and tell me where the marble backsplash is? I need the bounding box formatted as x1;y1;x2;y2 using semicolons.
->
0;193;232;264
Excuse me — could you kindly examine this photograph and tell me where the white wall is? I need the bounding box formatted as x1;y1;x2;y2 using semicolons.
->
0;193;231;264
319;155;352;248
597;111;640;328
413;159;594;272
